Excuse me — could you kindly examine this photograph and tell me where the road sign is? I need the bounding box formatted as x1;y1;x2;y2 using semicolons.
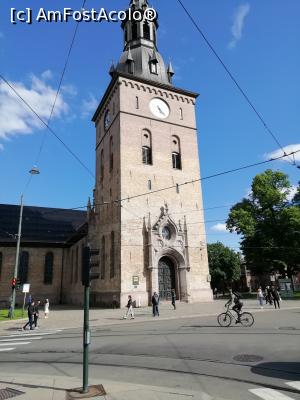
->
22;283;30;293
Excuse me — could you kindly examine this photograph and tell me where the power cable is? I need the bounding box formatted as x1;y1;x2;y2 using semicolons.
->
176;0;295;165
34;0;88;167
0;74;95;179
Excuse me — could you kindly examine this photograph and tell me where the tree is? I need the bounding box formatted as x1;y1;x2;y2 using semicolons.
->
207;242;241;290
226;169;300;281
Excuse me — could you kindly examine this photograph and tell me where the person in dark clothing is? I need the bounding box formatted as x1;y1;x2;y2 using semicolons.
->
152;292;160;317
34;300;41;328
271;287;280;309
266;286;273;305
23;301;35;330
226;289;243;323
123;295;134;319
171;289;176;310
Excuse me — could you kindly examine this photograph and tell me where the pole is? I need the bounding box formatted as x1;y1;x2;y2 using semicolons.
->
82;284;90;393
10;194;24;319
22;292;26;317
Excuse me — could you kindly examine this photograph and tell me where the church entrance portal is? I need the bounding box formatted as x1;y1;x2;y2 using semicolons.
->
158;257;176;300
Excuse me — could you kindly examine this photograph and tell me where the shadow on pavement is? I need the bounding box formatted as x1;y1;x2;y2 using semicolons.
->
252;362;300;380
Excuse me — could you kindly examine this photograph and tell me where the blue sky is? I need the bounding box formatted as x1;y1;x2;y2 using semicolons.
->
0;0;299;251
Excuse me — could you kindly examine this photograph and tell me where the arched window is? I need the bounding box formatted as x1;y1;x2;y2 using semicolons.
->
19;251;29;284
179;107;183;120
110;231;115;278
142;130;152;165
0;252;2;280
171;136;182;170
153;27;156;44
124;27;128;43
143;22;150;40
75;246;79;283
44;252;53;285
101;236;105;280
132;22;138;40
109;136;114;172
100;149;104;182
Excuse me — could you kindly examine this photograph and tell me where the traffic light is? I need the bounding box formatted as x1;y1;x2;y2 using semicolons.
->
11;278;17;289
81;246;100;287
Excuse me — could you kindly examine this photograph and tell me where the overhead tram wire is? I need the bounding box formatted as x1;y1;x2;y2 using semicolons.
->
0;74;95;179
176;0;295;166
34;0;88;167
39;148;300;215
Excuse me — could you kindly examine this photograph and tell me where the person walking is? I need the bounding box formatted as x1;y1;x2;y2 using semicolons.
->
152;292;160;317
213;288;218;299
257;287;264;309
44;299;49;318
34;300;40;328
23;301;35;330
123;295;134;319
266;286;273;305
171;289;176;310
271;286;280;309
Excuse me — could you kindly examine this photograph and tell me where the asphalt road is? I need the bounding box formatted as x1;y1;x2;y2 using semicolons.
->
1;308;300;400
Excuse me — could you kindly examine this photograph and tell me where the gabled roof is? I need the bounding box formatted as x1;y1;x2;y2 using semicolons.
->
0;204;86;246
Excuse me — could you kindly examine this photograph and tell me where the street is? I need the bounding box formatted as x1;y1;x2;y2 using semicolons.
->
0;304;300;399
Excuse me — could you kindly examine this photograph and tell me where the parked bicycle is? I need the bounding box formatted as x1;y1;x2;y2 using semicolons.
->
217;304;254;327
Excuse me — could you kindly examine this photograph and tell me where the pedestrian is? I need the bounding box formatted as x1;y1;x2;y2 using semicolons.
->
213;288;218;299
152;291;160;317
171;289;176;310
34;300;40;328
271;286;280;309
257;287;264;309
23;301;35;330
44;299;49;318
266;286;273;305
123;295;134;319
27;294;32;306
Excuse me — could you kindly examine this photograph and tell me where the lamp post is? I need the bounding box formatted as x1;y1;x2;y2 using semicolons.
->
9;166;40;318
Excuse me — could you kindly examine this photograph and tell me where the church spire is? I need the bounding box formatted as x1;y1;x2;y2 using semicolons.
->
114;1;174;85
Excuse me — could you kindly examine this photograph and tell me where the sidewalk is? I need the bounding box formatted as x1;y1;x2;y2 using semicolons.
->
0;373;209;400
1;299;299;334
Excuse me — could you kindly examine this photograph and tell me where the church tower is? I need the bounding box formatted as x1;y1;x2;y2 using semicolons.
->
90;0;212;307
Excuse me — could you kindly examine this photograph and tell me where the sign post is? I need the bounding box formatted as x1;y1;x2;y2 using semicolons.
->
22;283;30;317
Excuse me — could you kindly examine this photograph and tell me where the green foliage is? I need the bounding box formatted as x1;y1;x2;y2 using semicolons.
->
0;308;24;321
226;169;300;277
207;242;241;288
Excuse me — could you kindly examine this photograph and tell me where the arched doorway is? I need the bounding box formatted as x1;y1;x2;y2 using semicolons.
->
158;257;176;300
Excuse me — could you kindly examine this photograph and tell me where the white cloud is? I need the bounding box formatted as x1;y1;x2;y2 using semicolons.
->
287;185;298;202
211;223;228;232
41;70;53;80
265;144;300;163
81;94;98;118
0;73;69;144
228;3;250;49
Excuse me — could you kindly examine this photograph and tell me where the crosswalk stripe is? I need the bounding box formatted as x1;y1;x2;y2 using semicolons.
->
0;342;30;346
0;337;42;342
286;382;300;390
249;388;295;400
0;348;15;352
1;330;61;338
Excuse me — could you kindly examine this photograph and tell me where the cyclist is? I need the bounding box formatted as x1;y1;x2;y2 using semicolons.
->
225;289;243;323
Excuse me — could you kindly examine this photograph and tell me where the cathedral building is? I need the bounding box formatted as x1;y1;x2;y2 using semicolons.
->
0;0;212;308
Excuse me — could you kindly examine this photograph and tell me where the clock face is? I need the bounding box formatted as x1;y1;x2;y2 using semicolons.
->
149;98;170;119
162;226;171;240
104;110;111;130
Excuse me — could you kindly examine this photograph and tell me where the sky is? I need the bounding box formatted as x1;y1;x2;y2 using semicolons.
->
0;0;299;251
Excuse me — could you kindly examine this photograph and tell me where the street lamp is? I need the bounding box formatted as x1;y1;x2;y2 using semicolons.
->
9;166;40;318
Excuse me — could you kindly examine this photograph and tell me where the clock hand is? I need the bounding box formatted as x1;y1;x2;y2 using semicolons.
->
157;105;165;116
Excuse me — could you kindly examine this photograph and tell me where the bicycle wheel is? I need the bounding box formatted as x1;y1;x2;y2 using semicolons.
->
240;312;254;327
217;312;232;327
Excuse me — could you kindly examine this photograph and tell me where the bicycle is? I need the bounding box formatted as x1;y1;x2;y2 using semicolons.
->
217;304;254;327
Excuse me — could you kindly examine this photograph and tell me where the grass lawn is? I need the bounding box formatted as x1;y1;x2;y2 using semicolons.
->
0;308;25;321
